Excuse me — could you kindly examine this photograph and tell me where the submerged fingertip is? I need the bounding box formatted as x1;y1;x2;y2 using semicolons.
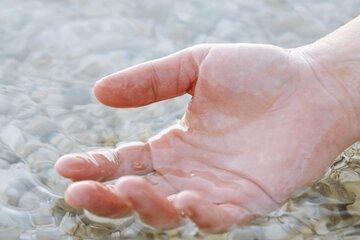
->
55;154;100;181
65;181;109;206
114;176;149;196
93;84;128;108
64;183;84;207
54;155;75;176
93;79;113;106
173;191;202;218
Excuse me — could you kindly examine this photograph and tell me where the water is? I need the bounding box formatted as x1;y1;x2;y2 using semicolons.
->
0;0;360;239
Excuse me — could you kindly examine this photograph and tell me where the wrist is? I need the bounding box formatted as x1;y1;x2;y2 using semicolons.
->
300;16;360;120
293;42;360;144
304;41;359;108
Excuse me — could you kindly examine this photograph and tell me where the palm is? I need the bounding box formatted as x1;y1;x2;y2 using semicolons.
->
56;44;349;233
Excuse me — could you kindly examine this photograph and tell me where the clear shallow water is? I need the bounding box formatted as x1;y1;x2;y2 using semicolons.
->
0;0;359;239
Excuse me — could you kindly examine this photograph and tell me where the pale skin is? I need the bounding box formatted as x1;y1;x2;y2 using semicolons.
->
55;16;360;233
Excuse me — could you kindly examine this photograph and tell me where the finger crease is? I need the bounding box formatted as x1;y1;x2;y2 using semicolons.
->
149;64;160;102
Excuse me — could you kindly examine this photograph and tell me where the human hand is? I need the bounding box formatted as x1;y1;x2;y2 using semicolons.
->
55;42;359;233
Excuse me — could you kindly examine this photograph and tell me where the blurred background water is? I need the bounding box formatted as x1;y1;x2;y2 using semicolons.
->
0;0;360;239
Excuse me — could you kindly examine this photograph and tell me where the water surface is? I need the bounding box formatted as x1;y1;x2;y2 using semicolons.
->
0;0;360;239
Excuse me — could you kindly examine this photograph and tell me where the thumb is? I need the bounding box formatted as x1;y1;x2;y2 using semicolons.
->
93;45;211;108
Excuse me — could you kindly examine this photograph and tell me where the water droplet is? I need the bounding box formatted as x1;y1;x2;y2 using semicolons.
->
180;210;186;217
134;162;143;169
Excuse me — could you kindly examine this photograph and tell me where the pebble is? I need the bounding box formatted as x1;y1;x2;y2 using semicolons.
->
24;118;58;138
0;159;10;169
5;187;20;207
0;95;11;114
18;191;41;210
0;124;26;154
0;147;19;164
59;213;79;235
29;204;55;227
